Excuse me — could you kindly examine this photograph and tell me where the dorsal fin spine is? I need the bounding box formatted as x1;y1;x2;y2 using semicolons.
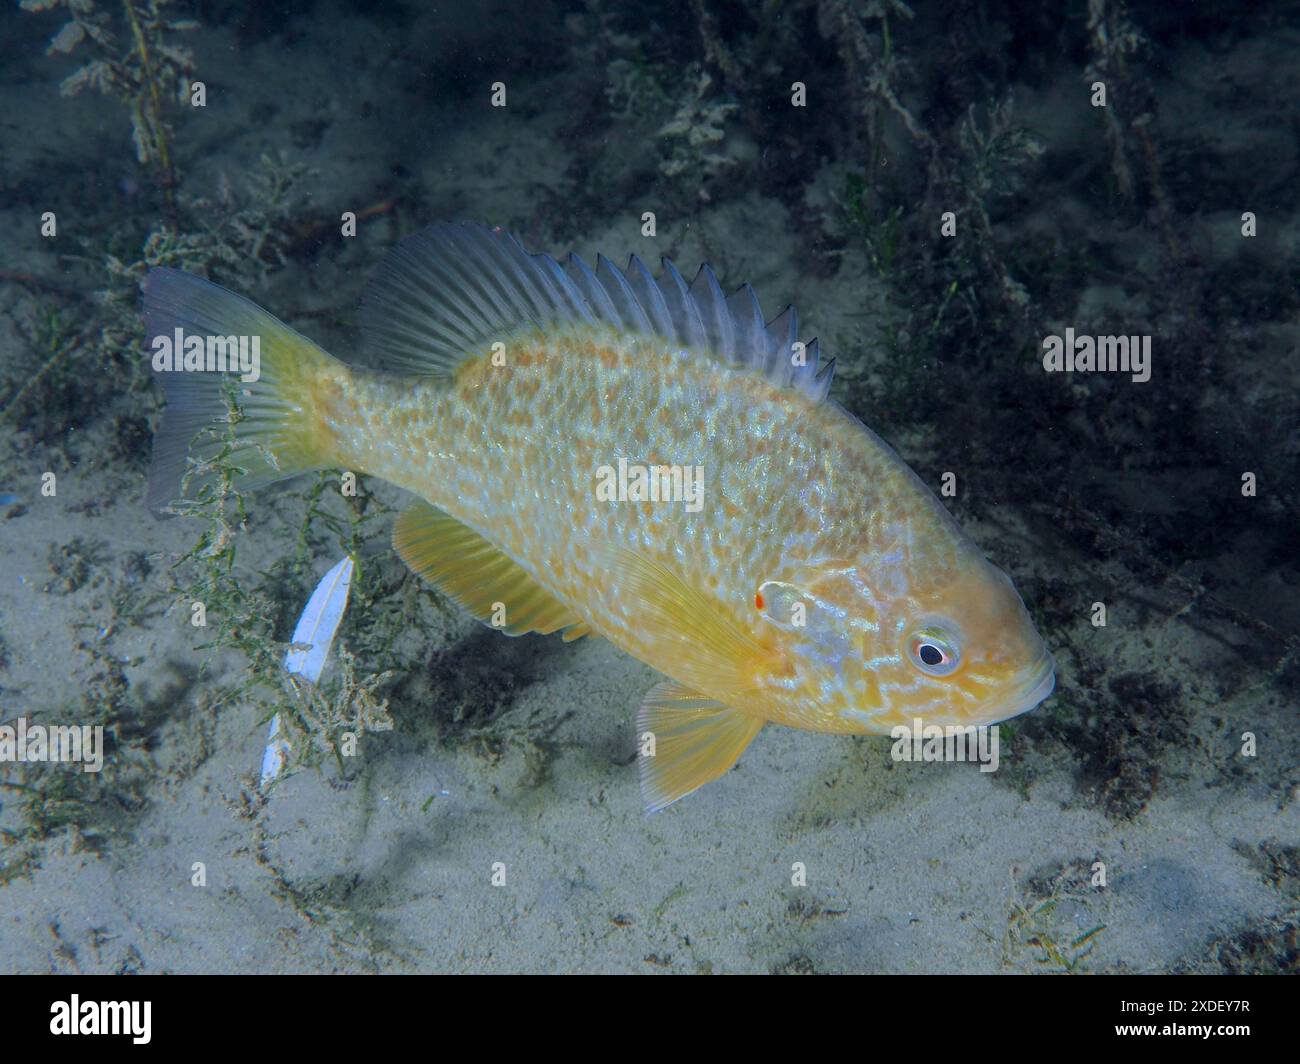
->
690;265;735;364
625;255;674;337
565;253;619;324
766;306;797;384
595;253;653;335
726;285;766;367
660;258;708;352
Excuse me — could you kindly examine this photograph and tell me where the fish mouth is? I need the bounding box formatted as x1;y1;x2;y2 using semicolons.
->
991;653;1056;723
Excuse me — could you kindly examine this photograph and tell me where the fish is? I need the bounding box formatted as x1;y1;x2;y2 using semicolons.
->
144;221;1055;812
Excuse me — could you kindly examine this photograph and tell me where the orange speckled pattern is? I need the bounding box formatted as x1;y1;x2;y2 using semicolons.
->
308;319;1054;737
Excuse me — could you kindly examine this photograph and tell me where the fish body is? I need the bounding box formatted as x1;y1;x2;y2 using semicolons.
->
146;223;1054;810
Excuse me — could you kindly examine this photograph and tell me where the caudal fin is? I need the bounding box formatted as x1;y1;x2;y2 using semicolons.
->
144;268;343;513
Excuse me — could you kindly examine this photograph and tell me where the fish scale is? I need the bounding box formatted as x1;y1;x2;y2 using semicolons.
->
329;332;866;667
144;221;1055;811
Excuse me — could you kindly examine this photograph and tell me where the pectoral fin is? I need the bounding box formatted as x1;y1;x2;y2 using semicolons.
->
637;681;764;813
607;547;772;702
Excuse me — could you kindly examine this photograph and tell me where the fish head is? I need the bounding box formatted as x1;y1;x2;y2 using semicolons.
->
867;554;1056;729
756;550;1054;733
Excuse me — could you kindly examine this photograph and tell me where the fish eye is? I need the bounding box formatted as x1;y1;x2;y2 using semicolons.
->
906;626;961;676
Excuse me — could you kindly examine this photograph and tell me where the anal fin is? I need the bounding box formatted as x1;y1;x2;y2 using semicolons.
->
637;681;764;813
393;500;592;640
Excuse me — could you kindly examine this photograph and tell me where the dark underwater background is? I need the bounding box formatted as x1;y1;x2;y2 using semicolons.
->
0;0;1295;973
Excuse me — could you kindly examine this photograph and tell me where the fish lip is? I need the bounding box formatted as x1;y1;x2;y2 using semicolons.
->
996;653;1056;722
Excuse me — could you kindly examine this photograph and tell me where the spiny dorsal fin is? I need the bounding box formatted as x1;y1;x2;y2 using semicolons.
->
393;500;591;641
360;222;834;401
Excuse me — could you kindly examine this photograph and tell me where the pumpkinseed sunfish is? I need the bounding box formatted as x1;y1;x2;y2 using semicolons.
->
145;222;1055;811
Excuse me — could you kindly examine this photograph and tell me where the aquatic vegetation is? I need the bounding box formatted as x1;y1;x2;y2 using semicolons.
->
597;46;743;212
1011;667;1188;821
161;399;401;782
817;0;926;174
604;53;675;121
1234;840;1300;900
98;152;315;389
1005;895;1106;974
655;68;739;202
0;639;151;867
21;0;197;213
1082;1;1185;272
1083;0;1154;207
1171;910;1300;975
1002;862;1107;973
0;303;94;437
951;98;1044;310
261;556;354;788
43;536;109;595
272;644;396;781
264;557;396;787
2;153;313;461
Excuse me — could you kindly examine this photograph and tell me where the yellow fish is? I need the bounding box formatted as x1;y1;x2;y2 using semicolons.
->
146;222;1055;811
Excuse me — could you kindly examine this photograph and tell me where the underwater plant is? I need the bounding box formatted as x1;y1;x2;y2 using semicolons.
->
655;67;739;203
21;0;197;215
162;397;398;783
1;154;312;439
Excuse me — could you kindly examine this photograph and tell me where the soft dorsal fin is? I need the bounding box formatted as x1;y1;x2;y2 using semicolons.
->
393;500;591;641
360;222;834;401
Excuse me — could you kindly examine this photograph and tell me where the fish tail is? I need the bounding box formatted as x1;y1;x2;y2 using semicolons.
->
143;268;346;512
